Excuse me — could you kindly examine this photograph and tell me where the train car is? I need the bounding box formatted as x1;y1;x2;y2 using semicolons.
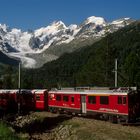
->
18;89;35;112
48;87;140;122
86;87;140;122
0;90;18;114
0;89;35;114
32;89;48;110
48;89;81;114
86;89;129;122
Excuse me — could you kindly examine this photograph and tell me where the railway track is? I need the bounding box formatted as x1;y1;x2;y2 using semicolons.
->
122;122;140;126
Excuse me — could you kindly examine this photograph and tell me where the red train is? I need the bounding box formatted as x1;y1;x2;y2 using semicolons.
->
48;87;140;122
0;87;140;123
0;89;34;114
32;89;48;110
0;90;18;114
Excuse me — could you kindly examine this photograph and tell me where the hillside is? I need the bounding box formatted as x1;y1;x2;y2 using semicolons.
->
0;51;19;89
0;51;19;66
21;21;140;88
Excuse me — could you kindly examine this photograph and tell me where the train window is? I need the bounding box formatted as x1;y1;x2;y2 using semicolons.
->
63;96;69;102
118;96;122;104
71;96;74;102
100;96;109;105
88;96;96;104
123;97;127;104
56;95;61;101
36;95;40;101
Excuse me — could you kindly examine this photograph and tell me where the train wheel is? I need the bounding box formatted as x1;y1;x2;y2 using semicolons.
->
109;115;118;123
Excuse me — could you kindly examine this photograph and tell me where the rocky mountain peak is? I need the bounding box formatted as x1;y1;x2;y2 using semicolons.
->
83;16;106;26
51;21;67;29
0;23;9;32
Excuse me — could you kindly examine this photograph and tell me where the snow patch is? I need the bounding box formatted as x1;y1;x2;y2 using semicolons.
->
68;24;78;31
34;21;67;38
111;18;130;25
8;52;37;68
36;36;59;53
4;28;34;53
84;16;106;26
0;24;8;32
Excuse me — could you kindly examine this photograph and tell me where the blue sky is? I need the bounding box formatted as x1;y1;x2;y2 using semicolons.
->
0;0;139;30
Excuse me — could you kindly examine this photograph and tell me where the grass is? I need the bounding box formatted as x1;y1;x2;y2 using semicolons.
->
0;121;23;140
61;117;140;140
62;120;80;128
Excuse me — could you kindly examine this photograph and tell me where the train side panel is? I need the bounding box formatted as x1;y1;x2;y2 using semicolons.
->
48;92;81;113
33;90;48;110
86;95;128;116
19;92;35;112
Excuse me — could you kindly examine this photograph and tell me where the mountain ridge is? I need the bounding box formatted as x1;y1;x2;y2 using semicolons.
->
0;16;134;67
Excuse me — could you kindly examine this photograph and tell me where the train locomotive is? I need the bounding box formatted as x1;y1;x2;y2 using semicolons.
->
0;87;140;123
48;87;140;123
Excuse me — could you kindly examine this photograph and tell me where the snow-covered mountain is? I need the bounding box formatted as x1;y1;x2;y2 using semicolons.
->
0;16;134;68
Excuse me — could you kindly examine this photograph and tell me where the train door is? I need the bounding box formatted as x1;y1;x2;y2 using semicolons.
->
81;95;87;114
44;91;48;110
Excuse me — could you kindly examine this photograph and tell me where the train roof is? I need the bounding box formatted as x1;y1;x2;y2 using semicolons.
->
0;89;32;94
0;89;19;93
32;89;47;94
49;89;135;96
